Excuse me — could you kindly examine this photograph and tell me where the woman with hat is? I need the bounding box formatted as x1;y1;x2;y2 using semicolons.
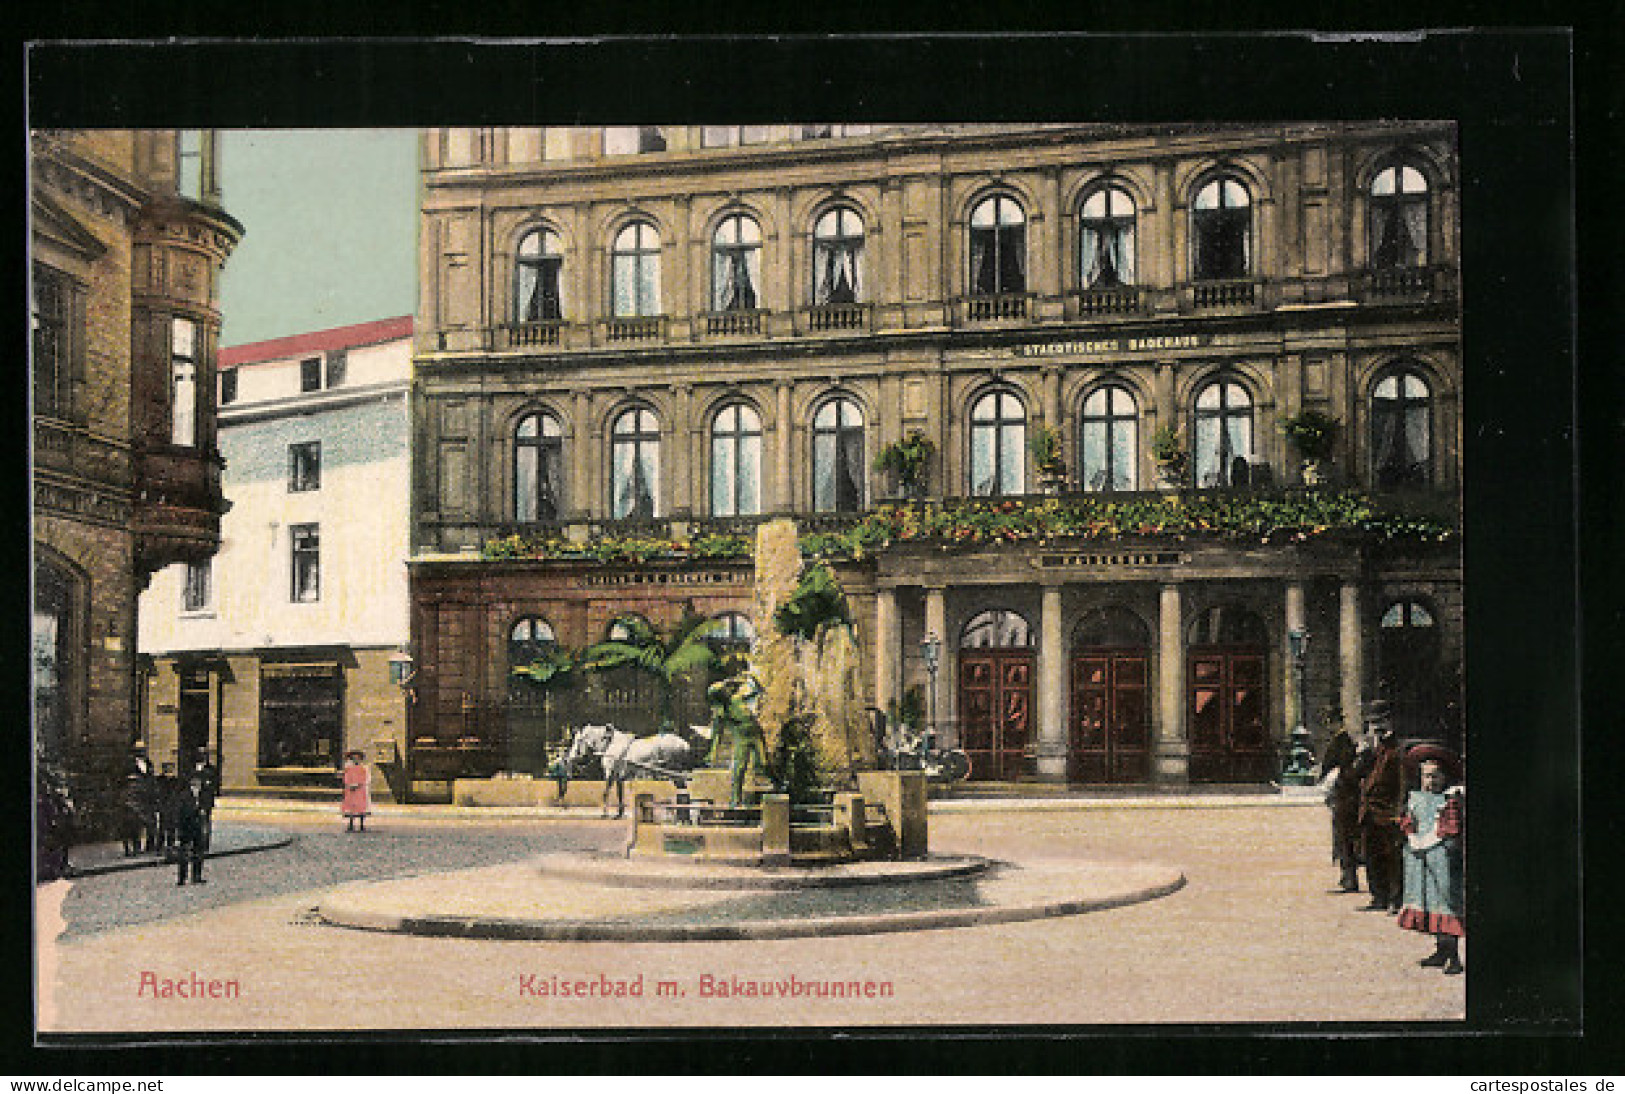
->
1398;744;1465;974
340;749;372;832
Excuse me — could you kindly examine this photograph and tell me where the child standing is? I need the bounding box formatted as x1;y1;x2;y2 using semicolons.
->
1398;748;1465;974
341;749;372;832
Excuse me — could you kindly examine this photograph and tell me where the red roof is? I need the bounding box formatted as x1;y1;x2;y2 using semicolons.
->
220;316;414;368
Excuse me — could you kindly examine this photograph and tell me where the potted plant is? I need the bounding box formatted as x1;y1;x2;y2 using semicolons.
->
873;431;936;500
1029;423;1067;494
1280;409;1340;486
1150;425;1189;491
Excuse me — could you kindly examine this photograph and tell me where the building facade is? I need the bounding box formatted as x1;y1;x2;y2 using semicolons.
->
409;123;1461;796
31;129;242;829
138;318;413;800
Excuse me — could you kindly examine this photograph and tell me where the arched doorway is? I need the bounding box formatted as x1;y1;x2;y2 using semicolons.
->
957;609;1034;781
1070;607;1151;783
1187;606;1272;782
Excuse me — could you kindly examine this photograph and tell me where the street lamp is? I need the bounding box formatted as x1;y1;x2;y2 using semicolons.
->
1282;627;1315;784
920;630;942;755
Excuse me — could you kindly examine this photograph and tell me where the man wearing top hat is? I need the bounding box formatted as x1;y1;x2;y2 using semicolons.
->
1357;710;1405;913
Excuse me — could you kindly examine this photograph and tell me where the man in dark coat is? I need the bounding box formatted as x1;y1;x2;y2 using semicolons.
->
154;762;180;859
1321;719;1363;892
174;773;209;886
1357;723;1405;912
189;750;219;856
125;743;160;853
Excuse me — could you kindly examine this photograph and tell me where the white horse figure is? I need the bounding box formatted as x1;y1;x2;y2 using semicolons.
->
563;723;695;818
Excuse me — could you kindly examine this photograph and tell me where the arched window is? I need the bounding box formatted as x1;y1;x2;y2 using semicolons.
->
1080;186;1137;288
961;609;1034;648
1370;164;1430;269
611;222;661;318
1187;606;1268;647
711;214;761;312
1073;606;1150;649
1371;368;1432;488
1192;176;1252;281
515;228;564;322
1193;379;1254;488
710;403;762;516
610;407;660;519
607;614;651;642
514;411;564;522
1379;599;1445;742
970;390;1027;497
812;397;865;512
1080;385;1138;492
508;617;557;668
969;195;1027;296
710;611;755;645
813;207;864;304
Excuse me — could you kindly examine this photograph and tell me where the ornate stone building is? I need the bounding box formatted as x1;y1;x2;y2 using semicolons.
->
408;123;1460;798
31;129;242;826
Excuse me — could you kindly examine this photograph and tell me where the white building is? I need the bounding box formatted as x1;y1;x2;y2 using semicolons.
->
138;316;414;800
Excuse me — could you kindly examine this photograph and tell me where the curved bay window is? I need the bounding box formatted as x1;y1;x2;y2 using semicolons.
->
710;403;762;517
1080;385;1138;492
711;214;762;312
1193;379;1254;488
1370;164;1430;269
968;195;1027;296
1080;187;1136;288
970;390;1027;497
1371;368;1432;489
813;207;864;304
1192;176;1252;281
610;407;660;520
611;222;661;318
812;397;865;513
515;228;564;322
514;411;564;523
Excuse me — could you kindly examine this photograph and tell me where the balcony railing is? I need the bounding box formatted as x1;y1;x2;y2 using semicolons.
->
966;292;1031;321
605;316;665;342
704;309;766;338
502;320;565;348
805;302;871;332
1363;265;1444;301
1192;279;1258;309
1075;286;1144;316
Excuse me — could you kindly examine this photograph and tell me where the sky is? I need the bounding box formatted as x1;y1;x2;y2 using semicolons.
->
218;129;419;347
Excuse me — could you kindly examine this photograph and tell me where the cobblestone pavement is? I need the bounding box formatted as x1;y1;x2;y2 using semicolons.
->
38;803;1466;1032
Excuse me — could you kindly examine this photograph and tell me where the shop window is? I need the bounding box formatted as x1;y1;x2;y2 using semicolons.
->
1370;163;1430;269
969;195;1027;296
1193;379;1254;488
1371;368;1433;489
1080;385;1138;492
610;407;660;520
611;222;662;318
970;390;1027;497
711;214;762;312
515;411;564;523
813;207;864;305
710;403;762;517
515;227;565;322
1080;186;1137;288
259;664;342;768
812;397;865;513
1192;176;1252;281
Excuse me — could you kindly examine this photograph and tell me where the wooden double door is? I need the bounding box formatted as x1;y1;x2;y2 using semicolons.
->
958;650;1033;781
1187;647;1272;782
1069;648;1150;783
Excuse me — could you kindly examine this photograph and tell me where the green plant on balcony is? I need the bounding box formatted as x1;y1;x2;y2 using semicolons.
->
873;431;935;499
1150;425;1189;488
1029;423;1067;490
1280;409;1341;485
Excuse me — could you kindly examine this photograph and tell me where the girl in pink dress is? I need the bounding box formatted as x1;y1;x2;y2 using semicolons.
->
341;750;372;832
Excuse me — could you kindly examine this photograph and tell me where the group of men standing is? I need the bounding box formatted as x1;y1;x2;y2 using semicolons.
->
1322;714;1466;975
123;743;217;885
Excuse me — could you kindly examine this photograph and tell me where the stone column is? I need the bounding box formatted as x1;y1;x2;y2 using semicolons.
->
1036;582;1067;780
571;391;592;522
1339;581;1363;731
874;586;899;717
924;585;948;744
775;381;793;514
671;384;693;518
1284;581;1306;744
1155;582;1189;784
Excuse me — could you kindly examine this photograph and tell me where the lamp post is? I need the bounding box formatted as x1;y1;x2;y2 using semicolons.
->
1282;627;1316;785
920;630;942;756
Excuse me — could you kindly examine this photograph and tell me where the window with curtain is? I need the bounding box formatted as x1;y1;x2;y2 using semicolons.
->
969;195;1027;296
1192;177;1252;281
710;403;762;516
1080;385;1138;492
515;411;564;522
1193;379;1254;487
970;390;1027;497
812;397;865;513
1371;369;1432;488
1080;186;1137;288
515;228;564;322
711;214;762;312
611;407;660;519
171;317;198;447
813;207;864;305
611;222;662;317
1370;164;1430;269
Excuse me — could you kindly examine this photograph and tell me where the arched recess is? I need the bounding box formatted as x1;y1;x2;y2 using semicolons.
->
1069;607;1152;783
957;609;1034;781
1186;605;1272;783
